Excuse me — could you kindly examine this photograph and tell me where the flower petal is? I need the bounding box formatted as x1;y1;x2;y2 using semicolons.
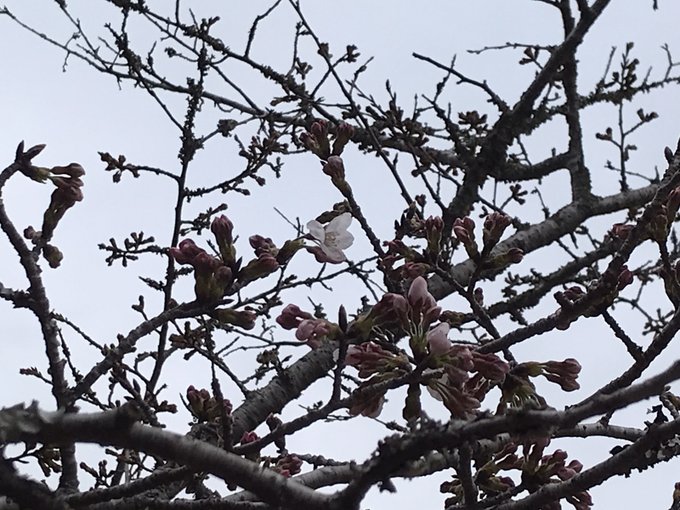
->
306;220;325;242
333;230;354;250
327;212;352;232
320;244;346;262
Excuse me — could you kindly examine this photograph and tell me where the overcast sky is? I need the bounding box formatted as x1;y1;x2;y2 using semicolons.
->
1;1;680;508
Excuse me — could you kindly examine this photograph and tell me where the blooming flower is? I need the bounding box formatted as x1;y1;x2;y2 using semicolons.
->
306;212;354;263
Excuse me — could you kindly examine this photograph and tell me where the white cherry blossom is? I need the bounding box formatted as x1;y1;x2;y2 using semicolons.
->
306;212;354;262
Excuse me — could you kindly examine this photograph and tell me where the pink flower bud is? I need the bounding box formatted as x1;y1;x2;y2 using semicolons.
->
51;163;86;178
370;293;409;327
214;307;257;330
193;251;221;274
240;431;259;444
249;235;277;256
170;239;204;265
471;350;510;381
617;265;634;290
276;304;314;330
505;247;524;264
610;223;634;240
425;215;444;232
238;252;279;284
322;155;346;180
483;212;511;248
304;120;330;158
332;123;354;155
427;323;452;355
453;217;479;259
407;276;437;311
543;358;581;391
295;318;333;348
275;455;303;478
311;120;328;139
211;215;234;245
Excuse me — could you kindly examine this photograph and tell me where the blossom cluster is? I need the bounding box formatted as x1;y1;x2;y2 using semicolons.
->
276;304;340;348
381;212;523;285
340;276;582;420
440;439;591;509
185;385;232;423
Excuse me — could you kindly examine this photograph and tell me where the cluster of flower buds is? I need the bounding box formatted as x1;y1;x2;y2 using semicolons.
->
498;372;547;411
212;307;257;330
240;431;260;461
300;120;354;159
553;265;633;330
351;277;441;342
211;215;235;266
424;216;444;259
521;441;591;509
453;214;524;270
346;277;509;419
514;358;582;392
602;264;634;292
345;342;415;419
320;155;352;195
482;212;512;250
378;239;424;282
170;237;233;303
322;155;346;182
24;224;65;268
273;454;302;478
407;276;442;330
441;442;518;506
426;344;509;418
453;217;479;260
14;143;86;268
238;251;279;285
253;235;304;266
41;163;86;244
169;323;207;349
609;222;634;241
345;342;410;378
185;386;232;422
276;304;314;329
276;304;339;348
249;234;303;268
349;385;388;419
646;188;680;245
170;214;284;302
34;445;62;477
